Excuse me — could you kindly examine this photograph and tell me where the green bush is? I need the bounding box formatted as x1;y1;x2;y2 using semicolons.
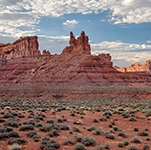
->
105;133;115;140
118;131;127;138
82;136;96;146
130;136;142;143
74;144;85;150
118;142;124;148
63;139;74;145
138;131;149;136
97;145;104;150
48;129;59;137
133;127;139;132
127;145;138;150
39;136;60;150
75;134;83;142
143;144;150;150
19;125;34;131
72;126;81;132
27;131;37;138
8;138;26;145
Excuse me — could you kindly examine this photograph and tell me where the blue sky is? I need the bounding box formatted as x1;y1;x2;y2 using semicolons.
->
0;0;151;67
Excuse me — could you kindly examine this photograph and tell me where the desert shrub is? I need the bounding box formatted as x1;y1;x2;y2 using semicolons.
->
72;126;81;132
58;124;69;130
113;126;118;131
48;129;59;137
133;127;139;132
33;135;39;142
23;120;35;126
39;124;52;132
19;125;34;131
99;117;107;121
39;136;60;150
8;138;26;145
93;128;103;135
3;113;14;118
35;122;43;127
0;126;13;133
143;144;150;150
63;139;74;145
8;131;19;138
82;136;96;146
0;132;9;138
74;144;85;150
73;120;83;125
118;142;124;148
127;145;138;150
46;119;54;124
129;117;137;122
145;111;151;117
146;137;151;141
138;131;149;136
17;113;25;118
57;118;63;123
104;144;110;149
0;118;5;123
105;132;115;140
27;131;37;138
93;118;99;123
103;111;112;117
8;143;21;150
75;134;83;142
87;126;97;132
70;112;75;116
118;131;127;138
121;113;129;118
34;114;44;121
4;118;19;127
97;145;104;150
130;136;142;143
123;141;129;146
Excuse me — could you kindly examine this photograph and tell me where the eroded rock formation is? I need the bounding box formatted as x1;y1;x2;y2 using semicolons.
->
117;60;151;72
0;31;151;100
62;31;91;56
0;36;41;60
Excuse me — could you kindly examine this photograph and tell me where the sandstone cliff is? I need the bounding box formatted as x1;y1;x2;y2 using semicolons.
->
62;31;91;56
117;60;151;72
0;31;151;101
0;36;41;60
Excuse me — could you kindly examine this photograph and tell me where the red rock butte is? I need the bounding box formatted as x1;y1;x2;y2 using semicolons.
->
0;31;151;100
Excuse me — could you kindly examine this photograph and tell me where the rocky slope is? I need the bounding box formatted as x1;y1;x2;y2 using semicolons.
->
0;31;151;100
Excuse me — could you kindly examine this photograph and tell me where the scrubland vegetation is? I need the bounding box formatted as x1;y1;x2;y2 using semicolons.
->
0;98;151;149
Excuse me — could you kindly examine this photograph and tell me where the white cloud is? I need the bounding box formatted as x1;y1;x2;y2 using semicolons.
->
38;35;69;53
147;40;151;43
63;19;78;25
0;0;150;37
91;41;151;67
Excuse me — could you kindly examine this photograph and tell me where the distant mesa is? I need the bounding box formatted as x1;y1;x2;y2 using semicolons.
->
117;60;151;73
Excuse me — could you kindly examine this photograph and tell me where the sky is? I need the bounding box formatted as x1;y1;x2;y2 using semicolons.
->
0;0;151;67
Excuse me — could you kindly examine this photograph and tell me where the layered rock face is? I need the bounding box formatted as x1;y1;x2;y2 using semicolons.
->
0;31;151;100
117;60;151;72
62;31;91;56
0;36;41;60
